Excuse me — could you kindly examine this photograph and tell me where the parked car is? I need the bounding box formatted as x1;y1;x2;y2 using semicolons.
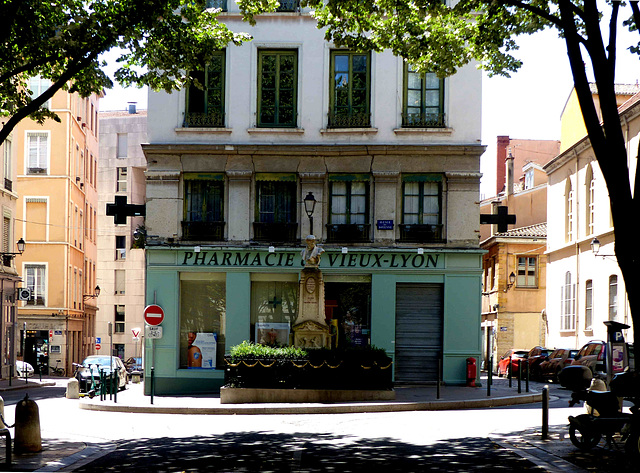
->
523;346;552;379
75;355;128;394
538;348;579;382
16;360;34;378
497;349;529;377
571;340;606;375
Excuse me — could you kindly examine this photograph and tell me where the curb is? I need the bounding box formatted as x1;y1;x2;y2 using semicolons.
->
78;392;542;415
0;381;56;392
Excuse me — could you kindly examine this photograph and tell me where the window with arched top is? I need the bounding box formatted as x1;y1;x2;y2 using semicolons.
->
565;179;574;242
586;165;595;235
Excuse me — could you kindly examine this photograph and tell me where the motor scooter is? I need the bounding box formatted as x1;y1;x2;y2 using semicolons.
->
560;365;640;457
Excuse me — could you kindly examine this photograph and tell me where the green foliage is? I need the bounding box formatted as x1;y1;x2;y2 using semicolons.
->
0;0;277;144
229;341;309;360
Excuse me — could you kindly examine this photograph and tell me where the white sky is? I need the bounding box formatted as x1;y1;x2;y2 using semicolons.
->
99;19;640;199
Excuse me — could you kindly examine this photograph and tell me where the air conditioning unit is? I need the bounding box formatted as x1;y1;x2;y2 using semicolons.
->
18;288;31;301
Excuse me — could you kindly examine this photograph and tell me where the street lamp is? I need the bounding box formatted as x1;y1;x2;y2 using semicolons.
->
303;192;316;235
504;272;516;292
83;285;101;300
590;237;615;258
0;238;26;265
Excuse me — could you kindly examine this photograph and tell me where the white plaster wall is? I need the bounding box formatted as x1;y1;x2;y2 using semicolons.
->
147;15;482;147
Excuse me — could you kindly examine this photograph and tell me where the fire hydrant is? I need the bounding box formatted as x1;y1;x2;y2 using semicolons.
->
466;357;477;387
14;394;41;453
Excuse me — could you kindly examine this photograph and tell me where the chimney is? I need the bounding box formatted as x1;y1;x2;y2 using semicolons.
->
127;102;137;114
496;136;510;195
506;149;515;196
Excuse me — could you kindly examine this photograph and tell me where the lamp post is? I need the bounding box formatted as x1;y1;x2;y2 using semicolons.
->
83;285;101;300
504;272;516;292
0;237;26;264
303;192;316;236
590;237;615;259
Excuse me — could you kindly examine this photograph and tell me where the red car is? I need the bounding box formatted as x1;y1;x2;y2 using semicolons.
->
497;349;528;377
524;346;552;379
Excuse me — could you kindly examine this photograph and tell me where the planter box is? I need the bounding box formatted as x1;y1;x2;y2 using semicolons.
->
220;387;395;404
223;355;393;391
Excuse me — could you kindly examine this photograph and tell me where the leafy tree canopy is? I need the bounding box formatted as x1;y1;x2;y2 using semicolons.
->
0;0;274;144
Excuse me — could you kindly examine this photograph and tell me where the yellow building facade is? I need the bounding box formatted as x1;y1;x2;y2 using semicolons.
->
13;80;100;376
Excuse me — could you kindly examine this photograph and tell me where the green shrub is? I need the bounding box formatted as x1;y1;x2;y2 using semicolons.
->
229;341;308;360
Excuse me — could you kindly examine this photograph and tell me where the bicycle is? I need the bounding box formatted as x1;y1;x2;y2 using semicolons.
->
49;359;65;376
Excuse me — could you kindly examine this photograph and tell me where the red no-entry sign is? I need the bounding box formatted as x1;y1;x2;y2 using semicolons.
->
144;304;165;326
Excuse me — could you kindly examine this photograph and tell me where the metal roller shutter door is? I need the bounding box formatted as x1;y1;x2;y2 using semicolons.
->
395;283;444;383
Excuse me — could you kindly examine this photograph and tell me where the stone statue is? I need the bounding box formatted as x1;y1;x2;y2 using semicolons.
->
300;235;324;267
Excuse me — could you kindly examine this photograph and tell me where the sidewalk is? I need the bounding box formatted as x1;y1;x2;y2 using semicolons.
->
0;375;592;473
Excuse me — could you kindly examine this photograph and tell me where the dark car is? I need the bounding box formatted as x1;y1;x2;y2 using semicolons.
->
75;355;128;394
538;348;579;382
571;340;606;375
497;349;529;377
523;346;552;379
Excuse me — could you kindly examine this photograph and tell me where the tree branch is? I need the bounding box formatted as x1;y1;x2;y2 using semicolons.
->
607;0;619;80
630;1;640;32
498;0;565;29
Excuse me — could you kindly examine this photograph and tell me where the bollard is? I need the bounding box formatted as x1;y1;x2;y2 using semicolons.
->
14;394;41;453
517;362;522;393
65;378;80;399
525;362;530;393
542;385;549;440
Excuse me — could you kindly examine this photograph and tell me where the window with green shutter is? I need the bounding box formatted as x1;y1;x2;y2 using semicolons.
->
185;52;225;127
400;175;443;242
403;64;445;127
254;175;297;242
182;174;225;241
258;50;297;127
329;51;371;128
326;175;370;242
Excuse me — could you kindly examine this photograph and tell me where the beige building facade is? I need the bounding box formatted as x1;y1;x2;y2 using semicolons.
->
97;106;147;364
0;130;21;379
14;79;100;375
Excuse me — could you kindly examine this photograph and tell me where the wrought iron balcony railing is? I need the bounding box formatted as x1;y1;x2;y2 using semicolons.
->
183;111;225;128
327;111;371;129
181;221;226;241
398;224;444;243
253;222;298;243
401;112;446;128
325;224;371;243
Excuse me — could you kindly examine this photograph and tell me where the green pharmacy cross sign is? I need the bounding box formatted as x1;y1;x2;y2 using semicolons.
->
106;196;146;224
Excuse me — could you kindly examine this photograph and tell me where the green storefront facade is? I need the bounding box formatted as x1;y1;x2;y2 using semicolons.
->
143;246;483;395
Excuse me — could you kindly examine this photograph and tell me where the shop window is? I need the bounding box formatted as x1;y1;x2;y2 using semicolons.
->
257;50;297;127
250;278;299;345
184;52;225;127
400;175;443;242
179;274;226;369
328;50;371;128
402;64;445;127
327;175;370;242
325;280;371;348
115;305;125;333
254;175;297;242
182;174;224;241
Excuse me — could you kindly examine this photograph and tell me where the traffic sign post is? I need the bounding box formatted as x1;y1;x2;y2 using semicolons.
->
95;343;101;351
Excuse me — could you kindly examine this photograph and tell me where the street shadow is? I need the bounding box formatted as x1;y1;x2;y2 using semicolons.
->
72;431;543;472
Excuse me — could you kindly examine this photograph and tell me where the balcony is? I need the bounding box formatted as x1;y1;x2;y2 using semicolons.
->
253;222;298;243
398;224;444;243
326;224;371;243
327;112;371;129
181;221;225;241
402;112;446;128
183;111;225;128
